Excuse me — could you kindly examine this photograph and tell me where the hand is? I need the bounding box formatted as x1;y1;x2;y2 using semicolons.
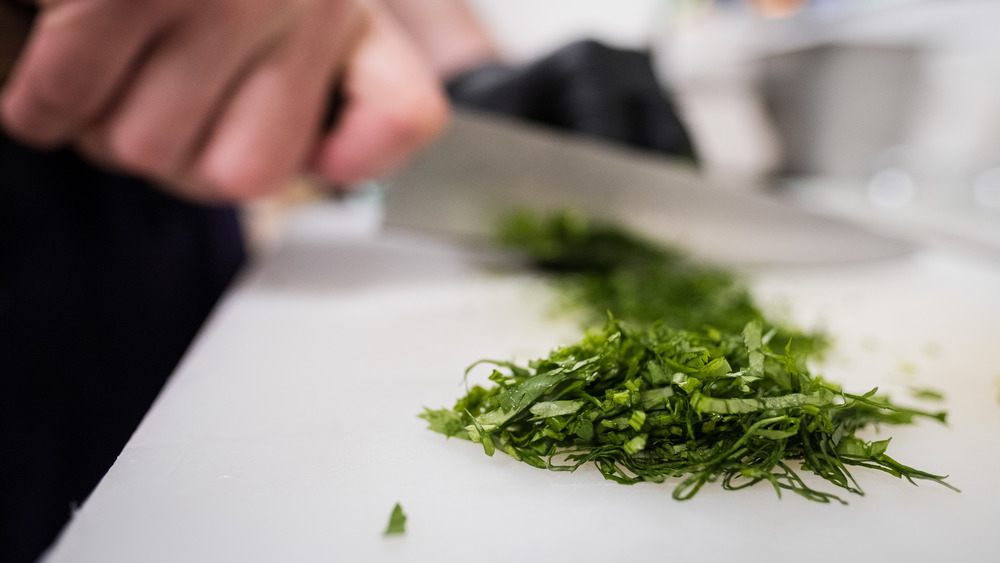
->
0;0;448;202
311;2;449;187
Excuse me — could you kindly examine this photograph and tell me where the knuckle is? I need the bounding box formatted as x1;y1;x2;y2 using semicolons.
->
384;85;450;146
26;57;101;122
319;86;450;184
105;125;180;179
1;75;82;145
198;157;289;203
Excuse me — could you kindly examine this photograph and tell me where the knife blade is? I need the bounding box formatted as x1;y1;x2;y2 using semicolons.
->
381;108;917;266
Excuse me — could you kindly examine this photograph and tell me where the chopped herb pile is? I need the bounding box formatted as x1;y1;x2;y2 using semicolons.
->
422;318;955;503
421;210;957;503
384;503;406;536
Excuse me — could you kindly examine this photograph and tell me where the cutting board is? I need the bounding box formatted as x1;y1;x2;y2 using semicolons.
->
43;198;1000;563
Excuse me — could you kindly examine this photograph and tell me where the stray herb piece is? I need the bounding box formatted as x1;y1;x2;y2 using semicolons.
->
422;319;956;503
909;387;945;402
384;503;406;536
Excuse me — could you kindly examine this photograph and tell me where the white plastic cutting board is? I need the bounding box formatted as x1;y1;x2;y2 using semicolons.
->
44;199;1000;563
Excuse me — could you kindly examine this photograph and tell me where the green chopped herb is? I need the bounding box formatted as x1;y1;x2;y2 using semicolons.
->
497;209;828;358
421;210;957;504
384;503;406;536
909;387;945;402
422;318;955;503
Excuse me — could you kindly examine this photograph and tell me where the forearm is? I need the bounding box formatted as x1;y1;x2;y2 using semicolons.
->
383;0;499;80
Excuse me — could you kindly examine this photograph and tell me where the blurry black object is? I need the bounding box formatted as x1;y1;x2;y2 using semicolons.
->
0;131;244;563
446;40;697;162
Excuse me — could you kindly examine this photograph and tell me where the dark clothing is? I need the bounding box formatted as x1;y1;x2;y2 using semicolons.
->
447;40;697;162
0;132;244;562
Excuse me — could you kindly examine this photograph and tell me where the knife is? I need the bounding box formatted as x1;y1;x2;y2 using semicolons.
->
381;108;917;266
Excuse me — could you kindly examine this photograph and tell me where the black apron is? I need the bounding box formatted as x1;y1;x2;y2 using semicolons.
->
0;132;244;562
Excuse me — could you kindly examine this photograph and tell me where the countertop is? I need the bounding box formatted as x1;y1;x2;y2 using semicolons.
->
44;196;1000;562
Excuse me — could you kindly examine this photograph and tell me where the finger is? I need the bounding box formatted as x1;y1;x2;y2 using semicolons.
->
77;2;281;182
1;0;156;147
312;8;449;186
189;1;368;202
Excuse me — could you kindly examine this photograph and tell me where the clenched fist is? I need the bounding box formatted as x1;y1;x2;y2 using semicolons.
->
1;0;448;202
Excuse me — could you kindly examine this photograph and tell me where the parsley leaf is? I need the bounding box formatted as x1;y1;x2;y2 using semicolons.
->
384;503;406;536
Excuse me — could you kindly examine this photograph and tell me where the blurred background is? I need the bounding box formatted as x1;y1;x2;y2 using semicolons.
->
248;0;1000;259
461;0;1000;255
